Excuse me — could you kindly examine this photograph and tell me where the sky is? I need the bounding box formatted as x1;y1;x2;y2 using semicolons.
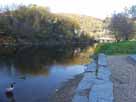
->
0;0;136;19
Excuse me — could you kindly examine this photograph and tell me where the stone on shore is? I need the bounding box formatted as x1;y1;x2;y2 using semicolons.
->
76;73;96;92
98;53;108;66
89;82;113;102
84;61;96;72
73;53;113;102
72;95;88;102
96;68;111;81
128;55;136;63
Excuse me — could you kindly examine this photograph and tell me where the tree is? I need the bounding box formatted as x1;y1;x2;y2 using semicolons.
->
0;5;89;45
129;5;136;19
108;13;134;41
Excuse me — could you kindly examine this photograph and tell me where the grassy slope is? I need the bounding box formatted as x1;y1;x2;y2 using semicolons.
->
95;41;136;55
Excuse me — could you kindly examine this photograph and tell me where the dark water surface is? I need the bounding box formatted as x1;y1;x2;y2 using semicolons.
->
0;45;95;102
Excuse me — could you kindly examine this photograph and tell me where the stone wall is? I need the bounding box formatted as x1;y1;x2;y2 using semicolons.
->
72;53;114;102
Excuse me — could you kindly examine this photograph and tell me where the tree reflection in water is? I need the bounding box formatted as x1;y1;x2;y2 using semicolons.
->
0;45;96;76
0;45;96;102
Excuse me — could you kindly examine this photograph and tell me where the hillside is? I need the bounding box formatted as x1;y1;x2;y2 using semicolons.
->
59;13;104;37
0;5;105;46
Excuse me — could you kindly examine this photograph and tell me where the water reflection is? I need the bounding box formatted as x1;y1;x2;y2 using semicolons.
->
0;45;96;102
0;45;96;75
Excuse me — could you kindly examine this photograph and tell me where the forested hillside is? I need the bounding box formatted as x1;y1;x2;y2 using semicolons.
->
60;13;104;37
0;5;103;46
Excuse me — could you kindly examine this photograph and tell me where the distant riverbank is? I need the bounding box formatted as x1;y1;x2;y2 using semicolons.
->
95;41;136;55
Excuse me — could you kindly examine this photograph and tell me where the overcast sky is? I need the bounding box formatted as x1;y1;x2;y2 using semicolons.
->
0;0;136;19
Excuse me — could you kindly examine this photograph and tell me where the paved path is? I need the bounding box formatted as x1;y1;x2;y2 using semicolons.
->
108;55;136;102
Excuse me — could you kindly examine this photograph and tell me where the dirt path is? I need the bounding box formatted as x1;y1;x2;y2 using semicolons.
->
108;55;136;102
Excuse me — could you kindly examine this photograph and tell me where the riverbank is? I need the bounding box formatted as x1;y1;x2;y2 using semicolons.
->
49;74;83;102
95;41;136;55
50;55;136;102
50;54;113;102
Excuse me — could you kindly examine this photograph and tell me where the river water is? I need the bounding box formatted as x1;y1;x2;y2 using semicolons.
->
0;45;95;102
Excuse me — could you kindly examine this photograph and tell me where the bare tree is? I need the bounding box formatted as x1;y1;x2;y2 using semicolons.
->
108;13;134;41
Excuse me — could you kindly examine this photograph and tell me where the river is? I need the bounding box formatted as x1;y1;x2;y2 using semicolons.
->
0;45;96;102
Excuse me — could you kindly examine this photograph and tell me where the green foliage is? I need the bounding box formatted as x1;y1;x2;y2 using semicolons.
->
95;41;136;55
0;5;94;45
59;13;104;37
